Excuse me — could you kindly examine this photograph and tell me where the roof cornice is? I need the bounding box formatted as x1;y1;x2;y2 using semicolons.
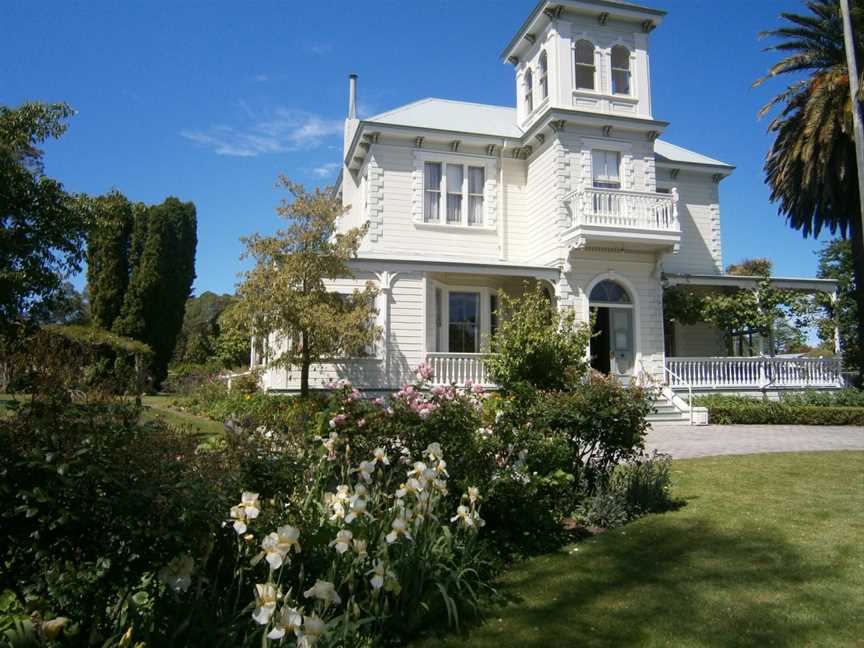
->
501;0;667;62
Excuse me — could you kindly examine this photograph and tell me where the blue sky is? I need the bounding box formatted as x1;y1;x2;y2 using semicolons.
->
2;0;831;296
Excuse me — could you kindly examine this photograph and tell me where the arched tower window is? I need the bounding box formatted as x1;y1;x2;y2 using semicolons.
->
611;45;631;96
524;69;534;114
574;40;595;90
589;279;631;304
538;50;548;100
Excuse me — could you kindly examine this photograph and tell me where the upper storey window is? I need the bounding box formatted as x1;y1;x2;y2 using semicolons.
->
423;161;485;226
538;50;548;100
592;150;621;189
574;40;595;90
611;45;631;96
524;69;534;113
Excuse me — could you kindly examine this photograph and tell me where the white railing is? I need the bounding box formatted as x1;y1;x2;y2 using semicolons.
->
665;357;844;390
566;187;679;231
427;353;492;386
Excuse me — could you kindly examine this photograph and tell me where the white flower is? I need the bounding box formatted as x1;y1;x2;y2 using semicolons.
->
385;517;412;544
297;614;327;648
322;431;339;452
368;559;397;591
372;447;390;465
326;485;351;522
157;554;194;593
259;525;301;570
468;486;480;503
352;538;368;560
330;529;353;554
433;478;449;496
303;580;341;606
357;460;375;483
252;583;278;625
424;442;443;461
344;493;370;524
451;505;474;528
267;605;303;640
407;461;427;479
229;491;260;535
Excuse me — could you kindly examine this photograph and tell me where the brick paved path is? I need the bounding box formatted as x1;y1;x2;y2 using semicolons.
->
646;425;864;459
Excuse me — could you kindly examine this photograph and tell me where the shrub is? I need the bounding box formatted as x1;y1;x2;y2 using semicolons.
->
609;451;676;517
163;360;224;394
779;388;864;407
484;284;591;391
572;491;629;529
531;374;654;487
706;403;864;425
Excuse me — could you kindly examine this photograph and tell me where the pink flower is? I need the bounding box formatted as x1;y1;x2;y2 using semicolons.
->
415;362;434;382
431;385;446;398
373;397;386;407
329;414;347;428
472;383;485;395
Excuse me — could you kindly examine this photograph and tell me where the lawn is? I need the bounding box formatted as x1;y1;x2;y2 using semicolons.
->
1;392;223;437
140;394;225;437
417;451;864;648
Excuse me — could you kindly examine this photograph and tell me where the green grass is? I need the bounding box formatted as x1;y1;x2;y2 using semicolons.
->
2;393;224;437
417;452;864;648
140;394;225;437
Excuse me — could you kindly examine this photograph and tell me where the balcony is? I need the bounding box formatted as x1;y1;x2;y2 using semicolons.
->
562;187;681;253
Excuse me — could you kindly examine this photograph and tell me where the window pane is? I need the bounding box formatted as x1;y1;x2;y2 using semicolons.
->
448;292;479;353
468;196;483;225
424;191;439;222
446;164;463;223
612;70;630;95
611;45;630;70
575;65;594;90
468;166;484;193
589;280;631;304
424;162;441;190
575;40;594;64
592;150;621;187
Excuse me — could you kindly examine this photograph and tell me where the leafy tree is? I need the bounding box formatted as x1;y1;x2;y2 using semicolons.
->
236;177;379;397
172;291;235;364
86;191;133;330
815;239;859;371
214;302;252;368
755;0;864;378
726;258;772;277
0;102;89;334
485;283;591;391
113;198;197;387
32;280;90;326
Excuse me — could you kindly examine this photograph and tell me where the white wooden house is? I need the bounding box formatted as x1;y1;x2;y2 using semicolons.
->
256;0;843;417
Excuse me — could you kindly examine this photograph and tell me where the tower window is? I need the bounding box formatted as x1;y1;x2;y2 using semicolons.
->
538;50;548;100
611;45;631;95
574;39;595;90
524;69;534;114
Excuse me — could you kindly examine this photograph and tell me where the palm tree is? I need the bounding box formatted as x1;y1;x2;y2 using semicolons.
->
755;0;864;381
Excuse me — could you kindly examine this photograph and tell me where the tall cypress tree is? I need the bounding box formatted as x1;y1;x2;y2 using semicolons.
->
113;198;197;386
86;191;133;330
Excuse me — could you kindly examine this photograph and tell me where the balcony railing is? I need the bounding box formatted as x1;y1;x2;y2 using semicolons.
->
665;356;844;390
427;353;492;386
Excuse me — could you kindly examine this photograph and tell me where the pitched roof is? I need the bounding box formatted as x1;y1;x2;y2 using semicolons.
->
365;98;733;169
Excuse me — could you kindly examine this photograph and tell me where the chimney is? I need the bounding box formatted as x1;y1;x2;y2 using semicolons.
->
348;74;358;119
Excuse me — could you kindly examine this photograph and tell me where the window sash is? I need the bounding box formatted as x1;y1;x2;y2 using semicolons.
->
574;40;595;90
424;162;441;222
592;150;621;187
422;161;487;226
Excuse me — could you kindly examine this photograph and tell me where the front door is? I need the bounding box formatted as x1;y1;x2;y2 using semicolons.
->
590;306;634;376
448;292;480;353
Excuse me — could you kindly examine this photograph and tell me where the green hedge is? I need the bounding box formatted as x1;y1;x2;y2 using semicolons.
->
706;403;864;426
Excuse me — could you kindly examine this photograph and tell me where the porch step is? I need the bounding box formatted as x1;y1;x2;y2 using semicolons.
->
648;392;692;426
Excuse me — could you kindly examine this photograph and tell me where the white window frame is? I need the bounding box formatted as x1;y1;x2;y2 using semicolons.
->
538;50;549;100
415;152;495;228
610;44;632;96
573;38;596;91
592;149;622;189
524;68;534;115
431;282;493;353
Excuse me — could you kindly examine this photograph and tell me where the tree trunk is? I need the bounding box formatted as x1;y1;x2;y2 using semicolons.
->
849;214;864;385
300;330;310;398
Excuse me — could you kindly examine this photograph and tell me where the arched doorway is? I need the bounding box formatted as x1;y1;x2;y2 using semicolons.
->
589;279;635;376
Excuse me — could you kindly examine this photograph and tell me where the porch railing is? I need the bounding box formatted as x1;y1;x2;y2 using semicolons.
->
665;356;844;390
566;187;679;231
427;353;491;386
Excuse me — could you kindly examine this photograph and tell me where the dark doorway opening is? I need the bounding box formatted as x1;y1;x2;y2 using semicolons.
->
590;306;611;374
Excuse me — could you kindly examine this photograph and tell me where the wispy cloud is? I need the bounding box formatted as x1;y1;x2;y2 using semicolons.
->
311;161;341;178
181;107;343;157
306;42;333;55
